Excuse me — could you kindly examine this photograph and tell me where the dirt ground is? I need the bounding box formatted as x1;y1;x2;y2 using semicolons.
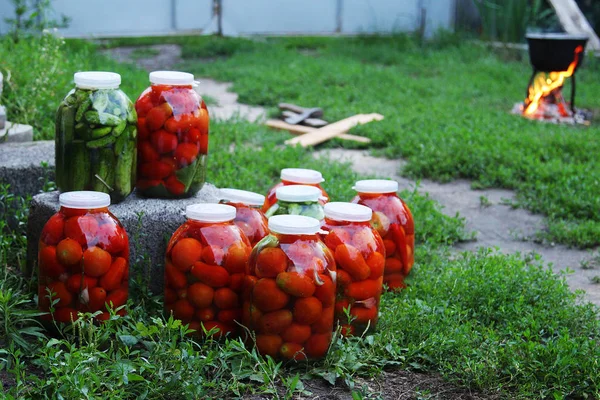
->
102;44;599;399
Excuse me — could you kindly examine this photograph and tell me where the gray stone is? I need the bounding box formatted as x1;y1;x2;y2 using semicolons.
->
0;140;54;196
27;185;221;294
0;121;34;142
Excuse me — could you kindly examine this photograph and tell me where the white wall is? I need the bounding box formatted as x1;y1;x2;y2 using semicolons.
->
0;0;455;38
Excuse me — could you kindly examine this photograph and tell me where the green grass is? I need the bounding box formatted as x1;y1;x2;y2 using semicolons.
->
106;33;600;249
2;34;600;399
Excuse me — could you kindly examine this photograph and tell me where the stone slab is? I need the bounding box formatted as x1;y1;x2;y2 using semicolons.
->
0;121;34;142
0;140;55;196
27;185;221;295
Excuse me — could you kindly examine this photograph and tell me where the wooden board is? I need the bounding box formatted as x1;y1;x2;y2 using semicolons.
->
266;119;372;143
548;0;600;51
284;113;383;147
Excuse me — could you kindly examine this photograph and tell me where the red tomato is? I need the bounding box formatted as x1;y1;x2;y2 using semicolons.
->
146;103;173;131
64;215;99;246
41;214;64;245
165;175;186;196
39;246;66;279
150;130;178;154
138;141;160;162
82;246;112;277
135;94;154;118
139;161;173;180
174;143;199;167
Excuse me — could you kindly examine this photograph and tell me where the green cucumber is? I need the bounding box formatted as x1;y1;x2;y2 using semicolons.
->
111;120;127;137
114;136;133;198
126;105;137;124
92;148;115;193
75;98;92;122
84;111;122;126
91;126;112;139
70;141;90;190
86;133;117;149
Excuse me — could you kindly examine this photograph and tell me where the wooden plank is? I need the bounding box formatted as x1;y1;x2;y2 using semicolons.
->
548;0;600;51
266;119;372;143
284;113;383;147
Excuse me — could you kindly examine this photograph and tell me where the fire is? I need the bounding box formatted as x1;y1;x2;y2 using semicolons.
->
523;45;584;116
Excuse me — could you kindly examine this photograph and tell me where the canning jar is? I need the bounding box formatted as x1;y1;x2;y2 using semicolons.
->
245;215;336;361
262;168;329;213
164;204;251;339
219;188;269;247
38;191;129;323
55;72;137;203
351;180;414;290
265;185;325;221
135;71;209;198
321;202;384;336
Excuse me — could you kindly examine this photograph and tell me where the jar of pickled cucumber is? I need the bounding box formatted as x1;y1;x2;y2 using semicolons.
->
245;215;336;361
55;72;137;203
164;204;251;339
262;168;329;213
321;202;385;336
265;185;325;221
351;180;414;290
135;71;209;198
219;188;268;247
38;191;129;324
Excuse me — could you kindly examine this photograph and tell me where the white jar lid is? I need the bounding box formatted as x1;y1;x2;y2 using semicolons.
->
280;168;324;184
220;188;265;207
353;179;398;194
268;215;321;235
276;185;322;202
150;71;194;85
74;71;121;89
186;203;236;222
59;191;110;209
324;202;372;222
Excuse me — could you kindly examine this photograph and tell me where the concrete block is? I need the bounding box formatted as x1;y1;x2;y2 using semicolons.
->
27;185;221;295
0;140;54;196
0;121;34;142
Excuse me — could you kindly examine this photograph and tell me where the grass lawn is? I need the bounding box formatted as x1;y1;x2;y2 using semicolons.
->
1;33;600;398
104;34;600;249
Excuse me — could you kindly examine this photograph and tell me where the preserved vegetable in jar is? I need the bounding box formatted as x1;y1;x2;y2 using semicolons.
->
321;202;384;336
262;168;329;213
136;71;209;198
55;72;137;203
38;191;129;323
219;188;268;247
164;204;251;339
265;185;325;221
245;215;336;361
351;180;414;291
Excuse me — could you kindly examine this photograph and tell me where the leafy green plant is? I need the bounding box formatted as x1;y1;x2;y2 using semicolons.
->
4;0;70;42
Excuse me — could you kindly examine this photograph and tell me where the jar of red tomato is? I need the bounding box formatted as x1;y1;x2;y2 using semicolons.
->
38;191;129;324
219;188;268;247
321;202;385;336
262;168;328;213
135;71;209;198
164;204;252;339
351;180;414;290
245;215;336;361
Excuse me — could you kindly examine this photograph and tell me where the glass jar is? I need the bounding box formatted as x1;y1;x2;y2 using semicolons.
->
135;71;209;198
245;215;336;361
38;191;129;323
219;188;269;247
55;72;137;203
265;185;325;221
351;180;414;290
262;168;329;213
164;204;251;339
321;202;384;336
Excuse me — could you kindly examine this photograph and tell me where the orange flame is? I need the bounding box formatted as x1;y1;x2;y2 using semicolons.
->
523;45;584;116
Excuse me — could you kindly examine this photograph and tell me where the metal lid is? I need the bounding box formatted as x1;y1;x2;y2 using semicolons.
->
186;204;236;222
276;185;322;202
352;179;398;194
324;202;372;222
268;215;321;235
280;168;324;184
220;188;265;207
59;191;110;209
74;71;121;89
149;71;194;85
